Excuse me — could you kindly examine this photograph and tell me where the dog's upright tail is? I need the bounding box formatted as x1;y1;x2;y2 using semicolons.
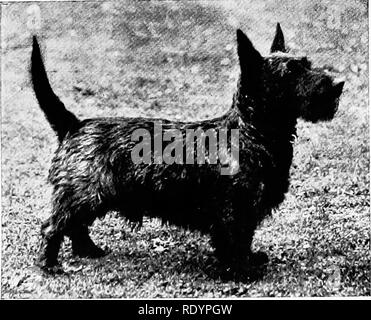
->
31;36;80;142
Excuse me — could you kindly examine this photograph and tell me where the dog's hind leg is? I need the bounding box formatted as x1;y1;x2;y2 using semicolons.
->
68;223;108;258
37;192;108;271
61;201;110;259
37;214;65;273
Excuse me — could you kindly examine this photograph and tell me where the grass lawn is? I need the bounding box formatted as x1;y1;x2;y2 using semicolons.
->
1;0;369;298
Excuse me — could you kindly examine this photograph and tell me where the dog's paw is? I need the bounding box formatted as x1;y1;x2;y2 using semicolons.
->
73;245;110;259
220;251;269;281
248;251;269;267
36;259;64;275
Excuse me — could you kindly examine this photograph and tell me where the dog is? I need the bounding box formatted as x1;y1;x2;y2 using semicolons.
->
31;23;344;275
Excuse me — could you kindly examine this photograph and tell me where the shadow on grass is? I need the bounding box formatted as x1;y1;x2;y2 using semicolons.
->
60;236;268;285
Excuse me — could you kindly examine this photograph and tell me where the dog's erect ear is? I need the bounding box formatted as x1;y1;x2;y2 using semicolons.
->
270;23;286;53
333;80;345;97
236;29;263;75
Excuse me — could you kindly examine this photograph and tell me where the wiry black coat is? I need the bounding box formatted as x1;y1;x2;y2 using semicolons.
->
32;24;344;274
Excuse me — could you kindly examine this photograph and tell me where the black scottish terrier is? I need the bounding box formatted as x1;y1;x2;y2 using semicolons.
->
31;23;344;274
